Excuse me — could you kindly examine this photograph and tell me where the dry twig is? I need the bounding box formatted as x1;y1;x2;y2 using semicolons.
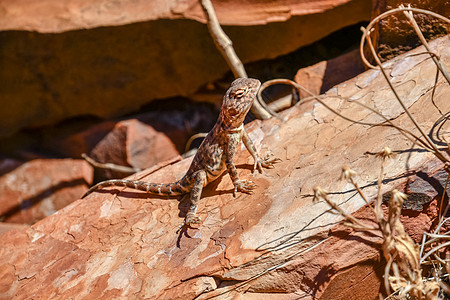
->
316;148;441;298
81;153;141;174
199;0;271;120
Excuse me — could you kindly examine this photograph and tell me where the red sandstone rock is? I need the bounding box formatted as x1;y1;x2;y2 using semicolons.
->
0;159;93;224
373;0;449;60
47;121;116;159
0;223;29;235
0;158;22;176
89;119;180;179
0;36;448;299
0;0;371;138
0;0;365;32
295;49;366;98
48;105;215;159
47;108;214;178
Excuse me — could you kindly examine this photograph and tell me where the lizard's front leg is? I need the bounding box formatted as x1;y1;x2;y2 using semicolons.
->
242;129;280;173
184;170;207;227
225;134;256;197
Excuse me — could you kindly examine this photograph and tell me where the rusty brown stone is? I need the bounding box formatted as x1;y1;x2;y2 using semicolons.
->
0;0;371;138
0;159;93;224
295;49;366;98
89;119;180;179
0;0;368;32
0;35;448;298
372;0;449;60
0;223;29;235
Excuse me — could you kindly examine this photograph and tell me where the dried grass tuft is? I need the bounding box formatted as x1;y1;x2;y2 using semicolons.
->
316;147;447;299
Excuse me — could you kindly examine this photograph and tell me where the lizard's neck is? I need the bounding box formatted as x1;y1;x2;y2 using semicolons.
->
217;116;244;133
223;123;244;133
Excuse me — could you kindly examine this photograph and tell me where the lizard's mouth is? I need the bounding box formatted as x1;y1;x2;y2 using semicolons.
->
227;107;239;116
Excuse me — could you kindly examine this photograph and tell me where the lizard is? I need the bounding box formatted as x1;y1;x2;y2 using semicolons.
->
82;78;278;229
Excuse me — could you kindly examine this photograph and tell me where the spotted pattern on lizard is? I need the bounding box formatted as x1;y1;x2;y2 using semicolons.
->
82;78;278;228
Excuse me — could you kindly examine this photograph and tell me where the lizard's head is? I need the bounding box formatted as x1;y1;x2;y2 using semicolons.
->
221;78;261;128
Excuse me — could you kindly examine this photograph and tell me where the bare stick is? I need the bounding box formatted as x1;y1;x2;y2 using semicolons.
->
259;79;435;153
184;132;208;153
199;0;271;120
257;80;298;120
359;7;449;70
313;187;376;230
362;27;447;163
82;153;141;174
401;5;450;85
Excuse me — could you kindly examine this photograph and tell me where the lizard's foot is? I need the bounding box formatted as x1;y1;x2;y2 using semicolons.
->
185;215;202;227
253;153;281;173
233;179;257;197
177;214;202;233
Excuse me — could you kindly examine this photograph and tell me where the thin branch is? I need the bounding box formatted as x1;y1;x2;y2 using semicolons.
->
184;132;208;153
362;27;447;163
201;239;326;299
199;0;271;120
375;157;386;224
420;241;450;264
81;153;141;174
256;80;296;120
439;171;450;224
401;5;450;85
259;78;436;153
359;7;450;70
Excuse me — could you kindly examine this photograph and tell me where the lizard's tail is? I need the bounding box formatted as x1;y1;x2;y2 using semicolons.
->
81;178;190;199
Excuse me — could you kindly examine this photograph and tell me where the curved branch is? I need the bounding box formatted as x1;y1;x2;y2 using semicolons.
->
199;0;271;120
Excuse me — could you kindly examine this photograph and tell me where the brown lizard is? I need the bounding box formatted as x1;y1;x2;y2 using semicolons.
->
82;78;278;228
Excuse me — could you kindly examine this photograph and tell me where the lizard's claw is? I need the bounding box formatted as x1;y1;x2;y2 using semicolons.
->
186;215;202;226
177;214;202;232
233;179;257;197
253;153;281;173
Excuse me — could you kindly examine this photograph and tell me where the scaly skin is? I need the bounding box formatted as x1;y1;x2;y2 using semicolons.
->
82;78;278;228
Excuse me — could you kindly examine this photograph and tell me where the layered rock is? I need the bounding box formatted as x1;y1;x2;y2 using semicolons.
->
0;35;448;299
0;0;368;32
373;0;449;59
0;159;93;224
0;0;371;137
295;49;366;98
87;119;180;179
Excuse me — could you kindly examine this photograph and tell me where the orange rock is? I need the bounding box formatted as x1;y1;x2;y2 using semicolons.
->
47;108;214;179
0;0;372;138
0;222;29;235
48;121;116;159
295;49;366;98
90;119;180;179
373;0;449;60
0;158;22;176
0;0;368;32
0;159;93;224
0;35;448;299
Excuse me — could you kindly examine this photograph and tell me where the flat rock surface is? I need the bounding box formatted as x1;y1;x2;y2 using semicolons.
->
88;119;180;179
0;159;93;224
0;36;448;299
295;48;366;97
0;0;371;138
1;0;358;32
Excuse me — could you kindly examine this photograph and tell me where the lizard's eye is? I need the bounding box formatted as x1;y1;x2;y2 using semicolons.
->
231;87;247;98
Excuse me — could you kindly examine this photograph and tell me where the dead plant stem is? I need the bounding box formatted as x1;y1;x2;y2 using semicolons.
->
359;7;450;70
402;7;450;85
362;28;445;163
439;171;450;223
199;0;271;120
81;153;141;174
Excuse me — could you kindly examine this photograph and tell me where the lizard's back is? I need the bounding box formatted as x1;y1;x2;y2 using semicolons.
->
185;123;229;184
